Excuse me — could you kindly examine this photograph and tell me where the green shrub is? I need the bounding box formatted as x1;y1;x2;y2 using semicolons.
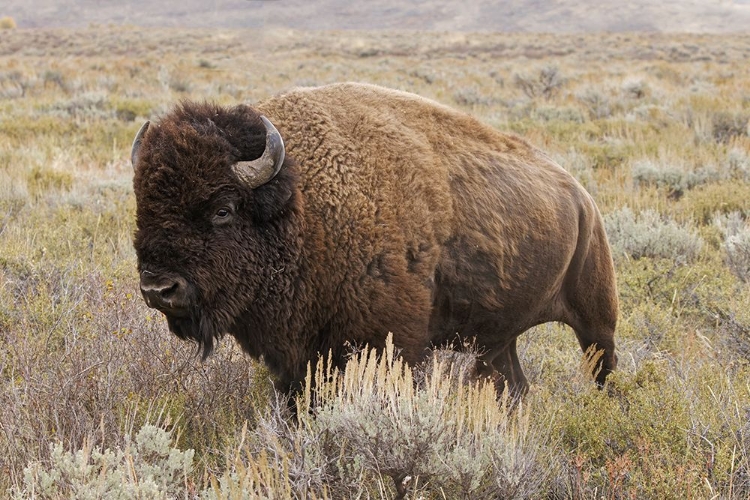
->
577;140;632;170
683;183;750;225
112;98;153;122
26;166;73;197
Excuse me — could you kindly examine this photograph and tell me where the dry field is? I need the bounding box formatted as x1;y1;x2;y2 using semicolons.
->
1;27;750;498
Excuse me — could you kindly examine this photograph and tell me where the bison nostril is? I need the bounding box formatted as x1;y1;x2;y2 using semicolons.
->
159;282;179;298
139;273;189;313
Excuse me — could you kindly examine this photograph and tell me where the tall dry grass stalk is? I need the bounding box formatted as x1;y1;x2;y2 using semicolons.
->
197;336;552;498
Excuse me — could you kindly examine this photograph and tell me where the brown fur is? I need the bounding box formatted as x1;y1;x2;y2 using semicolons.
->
132;82;618;396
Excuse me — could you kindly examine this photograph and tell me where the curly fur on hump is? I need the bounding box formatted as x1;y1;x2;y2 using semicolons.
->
132;82;619;396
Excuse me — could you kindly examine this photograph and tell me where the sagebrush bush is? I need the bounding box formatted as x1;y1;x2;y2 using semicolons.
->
577;87;612;120
47;91;113;120
714;211;746;238
631;159;715;199
453;86;492;107
13;424;193;499
0;70;34;98
726;146;750;180
712;111;749;143
715;212;750;283
604;206;703;262
529;105;585;124
212;337;553;499
621;78;649;99
514;65;564;99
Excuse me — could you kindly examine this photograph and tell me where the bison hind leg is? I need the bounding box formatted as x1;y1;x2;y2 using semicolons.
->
562;224;619;388
474;338;529;400
570;317;618;388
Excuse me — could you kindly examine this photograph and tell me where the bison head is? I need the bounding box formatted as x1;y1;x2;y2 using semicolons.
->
131;102;298;358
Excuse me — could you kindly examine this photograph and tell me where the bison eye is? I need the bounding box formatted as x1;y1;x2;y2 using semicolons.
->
212;206;234;225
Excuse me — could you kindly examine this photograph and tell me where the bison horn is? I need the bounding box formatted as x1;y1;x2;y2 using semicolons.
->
130;120;150;169
232;116;285;189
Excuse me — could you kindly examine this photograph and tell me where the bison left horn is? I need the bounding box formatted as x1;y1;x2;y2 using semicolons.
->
130;120;150;169
232;116;286;189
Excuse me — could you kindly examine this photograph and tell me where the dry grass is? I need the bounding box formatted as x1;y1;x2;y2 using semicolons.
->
2;26;750;498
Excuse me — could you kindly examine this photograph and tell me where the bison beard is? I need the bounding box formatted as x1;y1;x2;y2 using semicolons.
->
130;83;619;400
164;308;220;361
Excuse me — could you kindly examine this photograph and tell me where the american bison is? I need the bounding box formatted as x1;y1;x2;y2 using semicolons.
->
131;82;618;397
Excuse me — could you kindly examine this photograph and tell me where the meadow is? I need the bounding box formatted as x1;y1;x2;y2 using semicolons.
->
1;26;750;498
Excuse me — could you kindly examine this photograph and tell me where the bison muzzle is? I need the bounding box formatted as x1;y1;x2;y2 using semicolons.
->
131;82;619;397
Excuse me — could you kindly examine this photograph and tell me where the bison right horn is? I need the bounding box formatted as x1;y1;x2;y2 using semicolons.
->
232;116;285;189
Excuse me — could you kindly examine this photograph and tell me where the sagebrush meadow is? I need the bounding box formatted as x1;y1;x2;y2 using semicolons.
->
1;27;749;498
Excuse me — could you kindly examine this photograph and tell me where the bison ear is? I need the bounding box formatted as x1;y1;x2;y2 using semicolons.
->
231;116;285;189
131;121;150;170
